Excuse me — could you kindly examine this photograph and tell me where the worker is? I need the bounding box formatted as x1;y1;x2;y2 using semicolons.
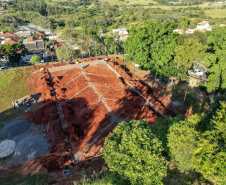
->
15;101;19;108
12;101;15;109
21;99;25;106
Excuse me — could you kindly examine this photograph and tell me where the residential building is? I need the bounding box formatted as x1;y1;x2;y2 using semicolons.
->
15;31;31;38
23;36;45;53
173;29;184;34
4;38;20;45
112;28;128;36
197;21;212;31
0;32;15;39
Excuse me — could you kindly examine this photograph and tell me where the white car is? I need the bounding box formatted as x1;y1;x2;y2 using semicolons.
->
188;70;194;75
195;69;204;76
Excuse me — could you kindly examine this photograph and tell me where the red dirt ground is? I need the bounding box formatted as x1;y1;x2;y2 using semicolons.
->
83;66;117;77
87;73;127;88
95;86;145;104
3;57;184;184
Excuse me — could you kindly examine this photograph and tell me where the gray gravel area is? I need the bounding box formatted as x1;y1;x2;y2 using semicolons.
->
10;135;49;163
0;119;31;139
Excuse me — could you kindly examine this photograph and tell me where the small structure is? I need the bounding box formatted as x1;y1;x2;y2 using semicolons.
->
15;31;31;38
197;21;212;31
173;29;184;34
4;38;20;45
0;32;15;39
23;36;45;53
112;28;128;36
36;31;45;37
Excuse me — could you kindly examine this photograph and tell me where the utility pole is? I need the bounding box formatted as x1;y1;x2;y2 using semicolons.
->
124;51;125;79
146;68;149;100
133;60;136;83
95;40;97;61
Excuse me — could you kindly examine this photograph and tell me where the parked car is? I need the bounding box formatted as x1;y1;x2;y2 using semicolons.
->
0;66;13;71
188;68;204;76
195;69;204;76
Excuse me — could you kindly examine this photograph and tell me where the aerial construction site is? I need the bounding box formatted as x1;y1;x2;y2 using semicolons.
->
0;57;183;183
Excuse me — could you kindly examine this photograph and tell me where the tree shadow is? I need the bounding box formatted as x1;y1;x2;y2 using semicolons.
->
171;80;208;114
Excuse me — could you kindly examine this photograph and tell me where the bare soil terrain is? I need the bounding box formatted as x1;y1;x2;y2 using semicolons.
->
0;57;184;184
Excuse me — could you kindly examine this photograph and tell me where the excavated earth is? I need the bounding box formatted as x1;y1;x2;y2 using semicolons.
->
0;57;183;184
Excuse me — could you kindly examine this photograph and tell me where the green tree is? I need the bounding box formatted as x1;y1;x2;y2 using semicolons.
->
155;115;184;153
55;45;73;61
194;101;226;184
205;27;226;93
167;114;205;172
124;19;178;77
174;38;206;75
103;119;167;185
30;55;41;65
0;43;28;65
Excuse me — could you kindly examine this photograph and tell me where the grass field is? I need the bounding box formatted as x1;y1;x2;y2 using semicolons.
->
99;0;158;5
0;67;30;124
204;9;226;18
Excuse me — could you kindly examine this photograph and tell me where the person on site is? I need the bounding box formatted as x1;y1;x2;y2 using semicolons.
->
15;101;19;108
12;101;15;109
21;99;25;106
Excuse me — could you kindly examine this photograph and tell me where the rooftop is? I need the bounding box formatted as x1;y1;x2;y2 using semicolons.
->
0;32;15;38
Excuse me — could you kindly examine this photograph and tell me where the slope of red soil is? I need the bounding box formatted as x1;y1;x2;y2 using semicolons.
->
11;57;183;178
87;73;126;88
95;86;145;104
84;66;117;77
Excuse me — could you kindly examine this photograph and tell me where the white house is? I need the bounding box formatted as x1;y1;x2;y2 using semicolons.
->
173;29;184;34
197;21;212;31
112;28;128;36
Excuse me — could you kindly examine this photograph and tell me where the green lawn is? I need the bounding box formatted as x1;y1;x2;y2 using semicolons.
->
0;67;31;124
204;9;226;18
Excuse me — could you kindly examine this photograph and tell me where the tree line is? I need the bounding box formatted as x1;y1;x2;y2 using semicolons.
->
124;19;226;93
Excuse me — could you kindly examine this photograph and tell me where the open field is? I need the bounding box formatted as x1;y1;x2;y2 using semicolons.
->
0;67;30;124
204;8;226;18
99;0;158;5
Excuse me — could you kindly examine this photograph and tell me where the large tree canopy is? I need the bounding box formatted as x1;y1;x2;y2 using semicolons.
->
205;27;226;93
124;19;178;77
175;38;206;72
194;101;226;184
167;114;205;172
103;119;167;185
0;43;28;65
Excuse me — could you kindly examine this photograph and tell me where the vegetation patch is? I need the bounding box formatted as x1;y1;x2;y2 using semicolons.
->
0;67;31;124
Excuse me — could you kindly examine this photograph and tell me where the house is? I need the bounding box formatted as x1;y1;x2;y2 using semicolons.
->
23;36;45;53
185;29;195;34
112;28;128;36
36;31;45;37
0;32;15;39
173;29;184;34
4;38;20;45
197;21;212;31
15;31;31;38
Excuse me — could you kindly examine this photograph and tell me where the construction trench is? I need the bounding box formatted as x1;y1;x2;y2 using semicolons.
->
11;57;182;178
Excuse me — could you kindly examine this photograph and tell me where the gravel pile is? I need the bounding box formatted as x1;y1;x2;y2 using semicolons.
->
0;119;31;139
10;135;49;163
0;140;16;158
